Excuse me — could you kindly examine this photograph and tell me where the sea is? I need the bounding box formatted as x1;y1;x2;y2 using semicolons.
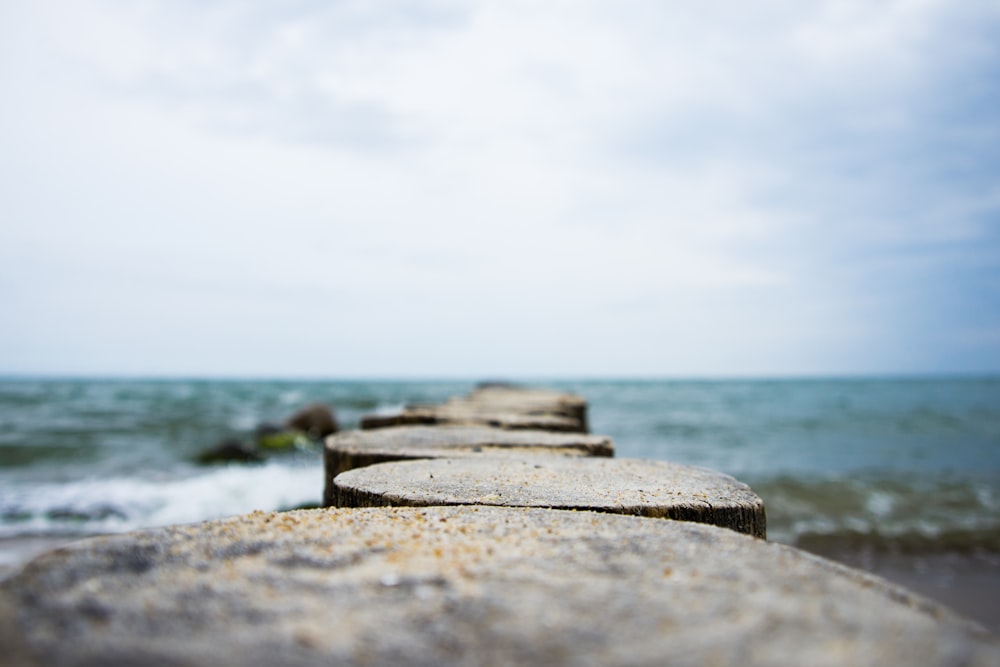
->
2;377;998;626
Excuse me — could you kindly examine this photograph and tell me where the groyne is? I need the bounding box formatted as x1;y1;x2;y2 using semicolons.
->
1;385;997;666
323;424;614;506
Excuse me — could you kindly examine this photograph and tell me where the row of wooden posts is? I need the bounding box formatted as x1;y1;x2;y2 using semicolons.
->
324;384;767;539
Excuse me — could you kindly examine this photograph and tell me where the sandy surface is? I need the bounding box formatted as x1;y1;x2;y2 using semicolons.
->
4;534;998;636
3;507;997;666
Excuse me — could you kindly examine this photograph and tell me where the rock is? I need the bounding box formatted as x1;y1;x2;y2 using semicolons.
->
195;439;264;465
1;506;996;666
323;425;615;506
285;403;338;440
332;457;766;538
360;386;588;433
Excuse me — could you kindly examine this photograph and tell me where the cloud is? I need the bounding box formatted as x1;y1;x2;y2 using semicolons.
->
0;0;998;376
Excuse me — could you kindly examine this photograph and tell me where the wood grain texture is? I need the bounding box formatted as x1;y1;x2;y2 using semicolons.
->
333;456;766;538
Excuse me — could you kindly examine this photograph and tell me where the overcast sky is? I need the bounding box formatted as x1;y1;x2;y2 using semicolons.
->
1;0;998;378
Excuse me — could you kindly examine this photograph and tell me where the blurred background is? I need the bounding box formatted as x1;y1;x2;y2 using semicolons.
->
1;0;998;631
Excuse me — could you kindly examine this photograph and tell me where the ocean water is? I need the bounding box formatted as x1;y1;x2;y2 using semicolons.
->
1;377;998;557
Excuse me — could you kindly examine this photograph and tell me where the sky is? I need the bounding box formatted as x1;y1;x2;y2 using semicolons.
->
1;0;999;378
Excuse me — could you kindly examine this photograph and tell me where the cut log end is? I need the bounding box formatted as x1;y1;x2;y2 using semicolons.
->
332;457;766;538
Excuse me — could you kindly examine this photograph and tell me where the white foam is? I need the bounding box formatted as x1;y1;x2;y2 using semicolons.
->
865;491;895;518
0;461;324;537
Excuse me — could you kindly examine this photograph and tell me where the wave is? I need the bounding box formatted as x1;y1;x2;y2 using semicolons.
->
0;460;324;538
793;526;1000;555
754;474;1000;553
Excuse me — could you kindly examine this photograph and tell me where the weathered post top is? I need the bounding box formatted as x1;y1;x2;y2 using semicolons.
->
2;506;996;666
323;425;614;506
360;385;589;433
331;456;766;538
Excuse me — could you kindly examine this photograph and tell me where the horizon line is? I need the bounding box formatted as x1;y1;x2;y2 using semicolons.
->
1;371;997;383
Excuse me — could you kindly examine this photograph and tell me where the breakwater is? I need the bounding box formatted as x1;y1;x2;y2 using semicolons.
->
1;384;997;665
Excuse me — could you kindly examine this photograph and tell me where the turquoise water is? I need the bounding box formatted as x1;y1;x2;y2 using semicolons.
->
1;377;998;552
568;378;1000;549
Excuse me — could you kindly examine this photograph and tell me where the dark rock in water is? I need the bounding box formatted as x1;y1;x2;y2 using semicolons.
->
195;439;264;465
285;403;339;440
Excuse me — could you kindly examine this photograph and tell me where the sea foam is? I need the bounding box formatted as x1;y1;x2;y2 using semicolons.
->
0;460;323;538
